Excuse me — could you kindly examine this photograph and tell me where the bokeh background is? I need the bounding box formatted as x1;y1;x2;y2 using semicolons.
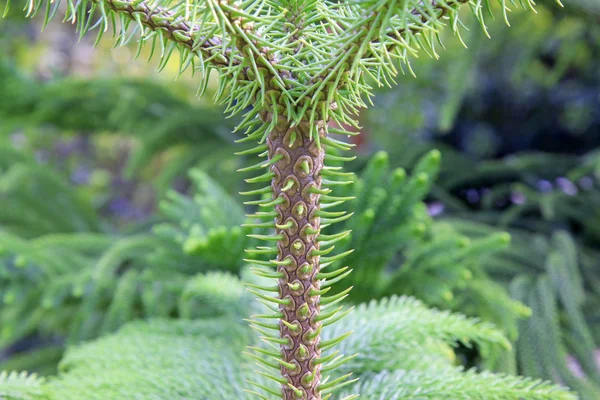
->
1;1;600;399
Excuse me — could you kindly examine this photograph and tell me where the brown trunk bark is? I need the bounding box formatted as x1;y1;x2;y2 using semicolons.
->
267;121;324;400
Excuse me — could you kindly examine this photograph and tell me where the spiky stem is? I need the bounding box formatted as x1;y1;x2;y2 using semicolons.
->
267;120;325;400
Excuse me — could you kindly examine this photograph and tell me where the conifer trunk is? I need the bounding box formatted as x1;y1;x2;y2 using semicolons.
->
267;122;324;399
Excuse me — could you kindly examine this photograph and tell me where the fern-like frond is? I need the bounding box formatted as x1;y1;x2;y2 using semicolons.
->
178;271;254;319
45;319;252;400
0;292;574;400
328;295;510;373
0;371;46;400
343;368;577;400
0;162;103;237
156;168;251;271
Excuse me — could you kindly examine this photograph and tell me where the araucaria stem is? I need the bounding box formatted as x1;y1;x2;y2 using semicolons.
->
268;121;324;399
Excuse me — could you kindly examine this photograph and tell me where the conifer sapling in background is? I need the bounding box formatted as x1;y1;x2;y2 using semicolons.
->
1;0;577;399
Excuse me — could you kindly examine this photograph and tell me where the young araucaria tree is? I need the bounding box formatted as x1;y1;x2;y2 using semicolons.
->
7;0;560;398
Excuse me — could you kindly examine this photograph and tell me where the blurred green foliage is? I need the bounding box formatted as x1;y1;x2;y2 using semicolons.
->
0;1;598;399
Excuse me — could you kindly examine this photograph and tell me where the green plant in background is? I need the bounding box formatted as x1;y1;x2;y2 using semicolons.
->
0;293;576;400
0;165;255;374
346;2;600;399
326;150;531;343
0;62;237;196
0;0;581;399
438;152;600;398
352;3;600;396
0;148;524;378
0;151;579;399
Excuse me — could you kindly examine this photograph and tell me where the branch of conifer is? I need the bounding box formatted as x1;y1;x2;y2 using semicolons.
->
12;0;242;71
104;0;226;61
207;0;292;100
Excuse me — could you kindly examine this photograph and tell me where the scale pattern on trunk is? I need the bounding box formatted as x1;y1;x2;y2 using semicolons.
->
268;122;324;399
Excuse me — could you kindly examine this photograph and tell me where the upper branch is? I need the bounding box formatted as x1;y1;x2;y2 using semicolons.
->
18;0;238;71
102;0;232;66
16;0;302;114
283;0;558;133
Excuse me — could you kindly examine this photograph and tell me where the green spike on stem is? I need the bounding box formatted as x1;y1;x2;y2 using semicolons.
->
245;283;279;292
308;186;332;195
248;289;291;306
281;319;300;332
296;344;310;360
315;210;347;218
244;259;275;267
306;325;322;341
321;376;359;395
322;354;359;373
299;263;313;276
275;221;294;229
309;287;332;296
245;171;275;183
320;249;355;264
300;159;311;175
325;154;357;162
319;331;353;351
318;230;352;241
322;179;353;186
310;246;335;256
321;201;345;209
321;195;355;202
277;358;298;370
246;381;281;397
250;312;283;320
305;226;320;235
321;269;353;287
239;186;272;196
314;305;344;323
302;372;316;386
247;346;281;358
247;234;284;241
322;137;355;150
316;266;350;280
321;169;355;178
322;306;354;326
244;352;279;369
257;300;280;314
281;179;295;192
321;212;354;225
246;211;278;219
257;196;284;207
260;335;292;347
318;373;354;391
272;257;293;266
321;286;353;306
241;221;275;228
297;303;310;319
319;356;349;373
250;268;284;279
248;320;279;330
243;198;271;206
288;130;297;146
245;247;278;255
256;370;288;385
237;154;282;172
287;383;304;398
313;350;340;365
